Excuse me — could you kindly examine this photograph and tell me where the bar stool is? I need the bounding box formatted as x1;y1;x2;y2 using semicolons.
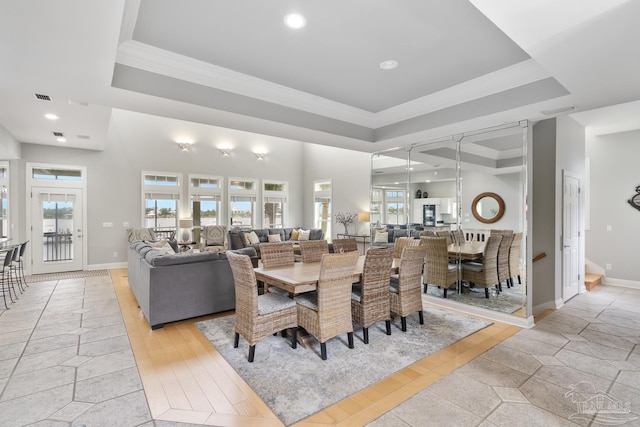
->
1;247;17;309
11;241;28;292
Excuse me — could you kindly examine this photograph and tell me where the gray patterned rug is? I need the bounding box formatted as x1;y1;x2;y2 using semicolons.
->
426;280;525;314
26;269;110;282
196;307;491;425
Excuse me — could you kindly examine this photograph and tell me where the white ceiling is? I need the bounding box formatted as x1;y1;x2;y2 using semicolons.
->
0;0;639;154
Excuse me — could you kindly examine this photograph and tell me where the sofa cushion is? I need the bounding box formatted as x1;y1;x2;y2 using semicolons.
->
269;229;286;241
253;229;269;243
374;231;388;243
394;229;408;239
229;232;245;249
309;229;324;240
298;229;310;241
246;231;261;244
267;234;281;242
145;249;220;266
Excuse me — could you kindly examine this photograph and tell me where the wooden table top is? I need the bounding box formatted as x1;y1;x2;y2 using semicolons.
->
447;241;485;260
254;255;399;295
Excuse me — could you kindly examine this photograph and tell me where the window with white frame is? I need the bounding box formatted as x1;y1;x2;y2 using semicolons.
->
313;180;332;237
385;189;405;225
370;187;383;227
189;175;224;228
0;162;8;238
142;171;181;231
229;178;258;229
262;180;288;228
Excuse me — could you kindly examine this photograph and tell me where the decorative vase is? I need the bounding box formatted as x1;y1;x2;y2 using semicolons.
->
343;224;349;235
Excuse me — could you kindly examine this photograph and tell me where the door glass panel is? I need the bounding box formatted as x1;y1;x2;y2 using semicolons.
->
42;199;74;261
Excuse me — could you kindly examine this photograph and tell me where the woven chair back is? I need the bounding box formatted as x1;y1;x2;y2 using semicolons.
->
316;251;359;316
299;240;329;262
393;237;419;259
332;238;358;253
260;242;295;268
423;237;457;287
509;232;523;278
226;251;259;315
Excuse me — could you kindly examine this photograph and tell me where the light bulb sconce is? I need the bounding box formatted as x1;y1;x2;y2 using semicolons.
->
219;148;232;157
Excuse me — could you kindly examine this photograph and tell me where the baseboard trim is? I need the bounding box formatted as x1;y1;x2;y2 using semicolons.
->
424;295;534;328
602;278;640;289
532;300;560;317
87;262;128;270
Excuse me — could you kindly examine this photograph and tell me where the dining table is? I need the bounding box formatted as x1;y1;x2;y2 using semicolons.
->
447;241;485;261
254;255;399;296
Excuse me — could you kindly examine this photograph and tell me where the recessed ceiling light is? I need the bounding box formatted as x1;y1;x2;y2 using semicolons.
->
56;137;66;143
44;113;58;120
284;13;306;29
380;60;398;70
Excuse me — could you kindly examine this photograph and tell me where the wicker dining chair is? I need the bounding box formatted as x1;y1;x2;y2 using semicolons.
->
422;236;458;298
508;232;523;287
435;230;452;246
299;240;329;263
351;247;394;344
226;251;298;362
332;238;358;254
392;237;419;259
259;241;296;295
461;234;503;298
295;251;360;360
389;245;428;332
493;230;514;290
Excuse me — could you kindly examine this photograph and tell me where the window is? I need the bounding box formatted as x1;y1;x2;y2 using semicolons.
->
385;189;405;225
370;187;383;227
189;175;223;227
314;179;332;237
262;180;288;228
229;178;258;229
0;163;7;238
32;167;82;181
143;171;181;231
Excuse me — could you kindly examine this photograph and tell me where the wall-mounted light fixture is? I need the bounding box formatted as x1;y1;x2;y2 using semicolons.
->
219;147;232;157
176;139;193;151
254;151;267;160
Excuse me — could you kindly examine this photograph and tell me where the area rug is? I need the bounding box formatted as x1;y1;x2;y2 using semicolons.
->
196;307;491;426
426;281;525;314
26;269;110;282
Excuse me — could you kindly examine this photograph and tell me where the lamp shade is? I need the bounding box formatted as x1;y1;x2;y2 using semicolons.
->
358;212;370;222
179;219;193;229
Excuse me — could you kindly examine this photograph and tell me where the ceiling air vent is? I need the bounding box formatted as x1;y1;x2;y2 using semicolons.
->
52;131;64;137
77;134;90;140
35;93;52;101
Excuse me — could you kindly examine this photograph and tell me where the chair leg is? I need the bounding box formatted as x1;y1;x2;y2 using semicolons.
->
348;332;354;349
291;327;298;349
320;342;327;360
401;316;407;332
518;275;521;284
423;283;428;293
418;310;424;325
443;288;447;298
485;288;489;298
248;345;255;362
363;327;369;344
385;320;391;335
233;332;240;348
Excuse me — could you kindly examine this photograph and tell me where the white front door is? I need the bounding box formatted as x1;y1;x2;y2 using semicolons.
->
562;172;580;301
31;187;83;274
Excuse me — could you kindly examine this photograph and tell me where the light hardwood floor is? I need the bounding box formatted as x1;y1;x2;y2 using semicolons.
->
112;268;520;426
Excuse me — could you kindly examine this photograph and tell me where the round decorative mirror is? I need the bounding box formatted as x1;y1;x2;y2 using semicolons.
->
471;192;505;224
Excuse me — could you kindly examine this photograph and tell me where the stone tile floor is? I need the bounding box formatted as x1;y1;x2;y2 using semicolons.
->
2;274;639;427
368;285;640;427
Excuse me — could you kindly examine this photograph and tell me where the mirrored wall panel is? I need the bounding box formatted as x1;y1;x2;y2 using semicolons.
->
371;122;528;319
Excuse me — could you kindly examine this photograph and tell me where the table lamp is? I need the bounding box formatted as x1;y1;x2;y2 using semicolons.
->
358;212;370;235
179;218;193;242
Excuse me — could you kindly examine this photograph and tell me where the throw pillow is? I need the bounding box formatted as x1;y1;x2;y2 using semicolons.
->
267;234;281;242
374;231;389;243
147;239;167;248
290;228;300;240
242;232;251;246
247;231;260;244
160;241;176;253
298;229;311;241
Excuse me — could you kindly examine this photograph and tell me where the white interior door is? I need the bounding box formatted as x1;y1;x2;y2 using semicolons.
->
562;172;580;301
31;187;83;274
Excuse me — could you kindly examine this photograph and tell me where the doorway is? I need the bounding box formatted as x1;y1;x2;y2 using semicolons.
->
562;171;580;301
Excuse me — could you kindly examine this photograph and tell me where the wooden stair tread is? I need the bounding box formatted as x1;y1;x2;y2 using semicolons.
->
585;273;602;291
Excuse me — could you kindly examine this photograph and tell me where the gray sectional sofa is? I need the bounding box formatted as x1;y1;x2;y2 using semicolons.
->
227;227;325;257
127;241;258;329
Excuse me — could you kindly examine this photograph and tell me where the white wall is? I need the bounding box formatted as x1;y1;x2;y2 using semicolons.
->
0;123;20;160
17;113;306;267
302;143;370;239
586;129;640;287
